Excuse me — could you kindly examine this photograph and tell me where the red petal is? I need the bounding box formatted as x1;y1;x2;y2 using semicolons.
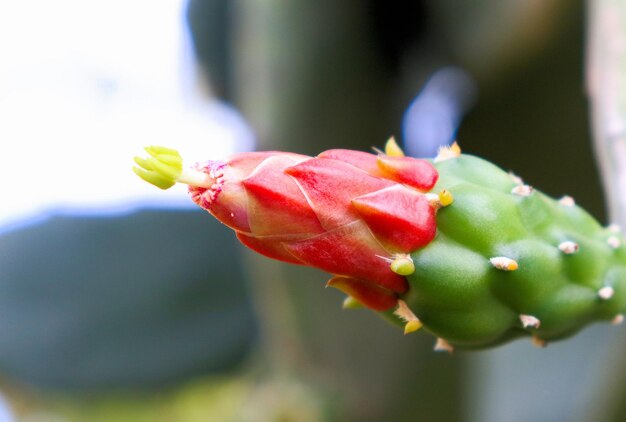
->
285;158;393;230
327;276;398;311
352;185;436;252
236;232;306;264
243;156;324;236
318;149;380;174
228;151;309;179
376;155;438;191
283;220;408;293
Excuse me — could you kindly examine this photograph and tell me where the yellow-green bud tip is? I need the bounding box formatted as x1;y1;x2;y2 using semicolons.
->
404;320;423;335
384;136;405;157
342;296;364;309
390;256;415;276
438;189;454;207
133;146;184;190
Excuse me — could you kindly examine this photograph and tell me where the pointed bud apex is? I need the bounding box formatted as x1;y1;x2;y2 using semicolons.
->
558;241;579;254
434;338;454;353
404;320;423;335
511;184;533;197
531;336;547;348
434;142;461;162
519;314;541;328
559;196;575;206
612;314;624;325
438;189;454;207
608;236;621;249
394;299;422;335
490;257;519;271
598;286;615;300
390;255;415;276
384;137;405;157
342;296;364;309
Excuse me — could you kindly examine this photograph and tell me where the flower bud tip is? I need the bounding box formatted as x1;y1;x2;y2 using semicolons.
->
404;320;423;335
390;256;415;276
384;137;405;157
342;296;363;309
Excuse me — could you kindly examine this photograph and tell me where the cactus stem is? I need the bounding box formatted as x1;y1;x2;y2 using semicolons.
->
511;184;533;197
489;257;519;271
519;314;541;329
390;255;416;276
434;338;454;353
394;299;423;334
434;142;461;162
607;236;621;249
559;196;575;207
612;314;624;325
531;336;547;348
342;296;364;309
384;136;405;157
558;241;580;254
598;286;615;300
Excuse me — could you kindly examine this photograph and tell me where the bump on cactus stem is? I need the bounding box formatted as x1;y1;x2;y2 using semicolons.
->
489;257;519;271
598;286;615;300
511;184;533;197
519;314;541;329
607;236;621;248
434;338;454;353
559;196;576;206
434;142;461;163
558;241;579;254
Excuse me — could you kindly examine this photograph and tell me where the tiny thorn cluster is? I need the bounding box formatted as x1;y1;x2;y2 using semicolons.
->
133;139;626;351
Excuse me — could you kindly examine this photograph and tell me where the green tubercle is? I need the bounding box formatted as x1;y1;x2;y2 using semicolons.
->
133;146;214;190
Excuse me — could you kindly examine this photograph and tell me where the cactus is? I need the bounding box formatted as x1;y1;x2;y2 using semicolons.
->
134;140;626;351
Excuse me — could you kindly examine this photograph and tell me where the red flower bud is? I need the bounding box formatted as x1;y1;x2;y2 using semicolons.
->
189;149;439;311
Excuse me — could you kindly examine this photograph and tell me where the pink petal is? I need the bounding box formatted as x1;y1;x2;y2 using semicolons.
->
236;232;306;264
285;158;393;230
318;149;380;174
376;155;438;191
352;185;436;252
283;220;408;293
243;156;324;236
327;276;398;311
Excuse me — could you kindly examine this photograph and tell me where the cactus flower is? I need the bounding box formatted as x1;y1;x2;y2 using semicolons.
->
134;140;626;351
135;141;443;313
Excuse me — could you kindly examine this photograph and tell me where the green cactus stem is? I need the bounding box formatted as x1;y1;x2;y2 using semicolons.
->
390;144;626;351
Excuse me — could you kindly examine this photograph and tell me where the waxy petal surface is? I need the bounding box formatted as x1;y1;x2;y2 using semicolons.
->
377;155;438;191
243;156;324;236
352;185;437;252
236;232;306;264
283;220;408;293
285;158;393;230
327;276;398;311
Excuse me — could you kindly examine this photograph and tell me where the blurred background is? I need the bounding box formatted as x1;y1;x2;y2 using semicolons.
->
1;0;625;420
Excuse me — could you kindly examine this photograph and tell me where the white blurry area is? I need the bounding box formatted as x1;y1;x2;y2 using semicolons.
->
0;0;253;232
